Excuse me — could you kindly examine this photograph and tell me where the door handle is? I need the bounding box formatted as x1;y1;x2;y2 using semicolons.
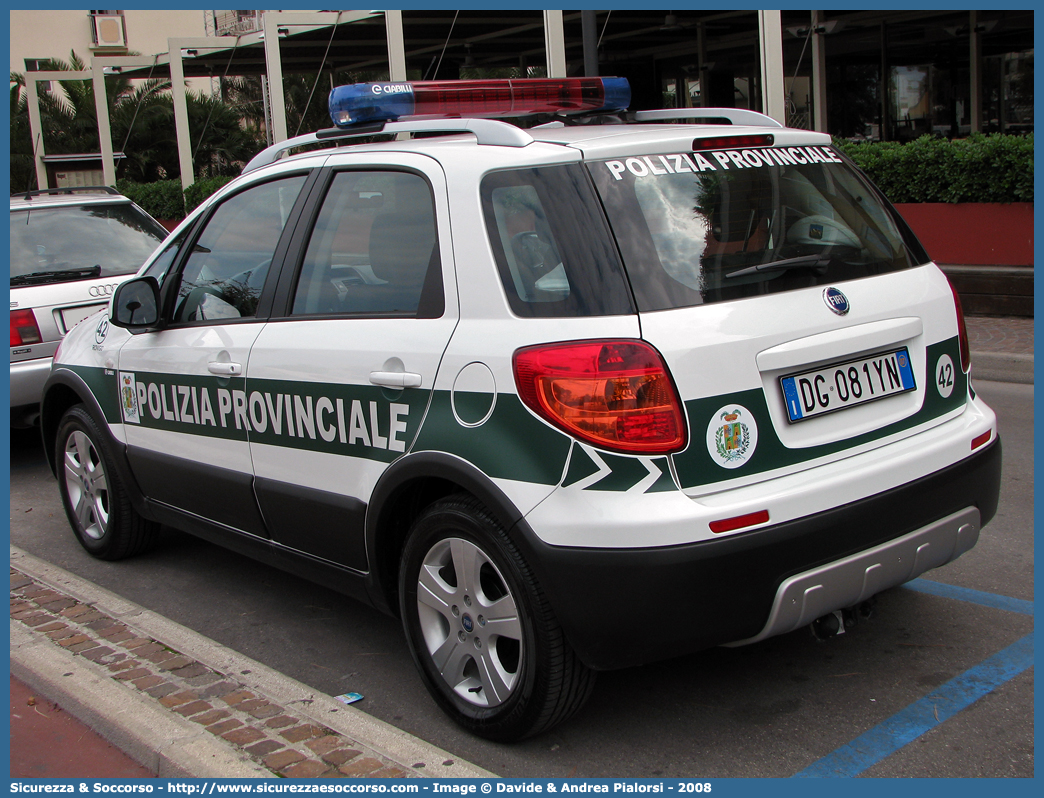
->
208;361;242;376
369;371;422;389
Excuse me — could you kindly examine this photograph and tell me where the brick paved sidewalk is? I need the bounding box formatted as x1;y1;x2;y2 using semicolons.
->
10;554;490;780
965;315;1034;356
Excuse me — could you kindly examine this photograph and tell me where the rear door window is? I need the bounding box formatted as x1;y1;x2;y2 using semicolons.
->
291;170;443;318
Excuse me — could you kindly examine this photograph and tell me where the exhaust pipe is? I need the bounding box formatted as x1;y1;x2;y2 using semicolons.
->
809;597;877;641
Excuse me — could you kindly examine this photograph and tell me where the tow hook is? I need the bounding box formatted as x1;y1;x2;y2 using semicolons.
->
809;597;877;641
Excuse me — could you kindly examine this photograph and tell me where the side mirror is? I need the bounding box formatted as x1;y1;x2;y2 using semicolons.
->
111;277;161;330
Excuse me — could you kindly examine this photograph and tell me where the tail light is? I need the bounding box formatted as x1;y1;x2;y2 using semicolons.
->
514;340;687;454
10;309;42;347
948;280;971;373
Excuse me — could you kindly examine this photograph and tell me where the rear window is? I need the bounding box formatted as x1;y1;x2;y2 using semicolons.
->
588;145;924;312
10;202;167;284
481;164;634;318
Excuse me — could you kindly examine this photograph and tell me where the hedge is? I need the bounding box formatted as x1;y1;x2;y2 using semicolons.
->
184;175;235;213
116;178;184;219
832;133;1033;204
117;133;1033;218
116;175;236;220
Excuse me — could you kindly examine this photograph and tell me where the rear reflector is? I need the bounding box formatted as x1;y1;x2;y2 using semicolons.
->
10;309;42;347
514;339;686;454
971;430;992;450
710;510;770;534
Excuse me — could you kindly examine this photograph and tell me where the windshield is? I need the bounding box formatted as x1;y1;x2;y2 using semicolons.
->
588;146;925;311
10;202;167;284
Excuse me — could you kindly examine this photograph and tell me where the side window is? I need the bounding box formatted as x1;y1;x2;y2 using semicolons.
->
488;184;567;304
143;228;188;283
172;176;306;323
291;171;441;317
480;165;634;318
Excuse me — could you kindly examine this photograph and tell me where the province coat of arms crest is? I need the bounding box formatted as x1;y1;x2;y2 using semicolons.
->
706;405;758;469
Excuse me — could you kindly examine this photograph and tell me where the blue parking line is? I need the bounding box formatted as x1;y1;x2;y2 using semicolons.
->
903;578;1034;616
793;632;1034;777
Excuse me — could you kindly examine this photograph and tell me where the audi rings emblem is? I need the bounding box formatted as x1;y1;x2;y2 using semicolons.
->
89;284;118;298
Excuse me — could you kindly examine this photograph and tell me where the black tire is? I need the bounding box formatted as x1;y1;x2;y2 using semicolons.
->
398;494;595;741
55;404;159;560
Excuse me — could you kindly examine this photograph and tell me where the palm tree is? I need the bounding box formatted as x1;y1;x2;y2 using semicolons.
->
10;50;264;192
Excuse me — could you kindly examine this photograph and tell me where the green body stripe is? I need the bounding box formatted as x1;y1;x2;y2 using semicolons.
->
563;445;602;488
585;452;653;492
645;458;678;492
673;337;969;489
67;365;122;424
68;335;967;493
413;392;571;485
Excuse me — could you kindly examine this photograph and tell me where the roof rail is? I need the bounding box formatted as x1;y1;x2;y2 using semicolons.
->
22;186;121;200
242;117;534;175
633;108;784;129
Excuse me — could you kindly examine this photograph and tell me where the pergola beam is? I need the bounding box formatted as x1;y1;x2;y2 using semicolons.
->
23;70;90;190
758;10;787;125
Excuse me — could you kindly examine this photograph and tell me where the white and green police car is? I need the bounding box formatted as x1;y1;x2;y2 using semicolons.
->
41;77;1001;741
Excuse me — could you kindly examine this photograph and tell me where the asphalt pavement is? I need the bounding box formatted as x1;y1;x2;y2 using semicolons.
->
8;313;1032;778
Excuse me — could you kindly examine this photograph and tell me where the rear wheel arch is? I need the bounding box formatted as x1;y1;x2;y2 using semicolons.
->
365;452;527;617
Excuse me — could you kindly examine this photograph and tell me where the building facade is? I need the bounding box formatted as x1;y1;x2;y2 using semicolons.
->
11;9;1033;192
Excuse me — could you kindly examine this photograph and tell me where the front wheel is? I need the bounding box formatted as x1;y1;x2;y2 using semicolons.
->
56;404;158;560
399;495;595;741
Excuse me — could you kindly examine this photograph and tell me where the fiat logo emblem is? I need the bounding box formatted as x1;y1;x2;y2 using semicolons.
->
823;287;850;315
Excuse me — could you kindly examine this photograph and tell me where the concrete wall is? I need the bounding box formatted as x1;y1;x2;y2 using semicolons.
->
10;9;211;92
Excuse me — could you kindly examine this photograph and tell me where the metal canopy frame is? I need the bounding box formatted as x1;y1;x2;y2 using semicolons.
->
22;9;800;193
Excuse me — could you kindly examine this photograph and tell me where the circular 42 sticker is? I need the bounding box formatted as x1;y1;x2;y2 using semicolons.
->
706;405;758;469
936;354;955;398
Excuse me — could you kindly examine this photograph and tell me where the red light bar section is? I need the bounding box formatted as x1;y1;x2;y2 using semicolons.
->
410;79;617;117
693;134;775;150
709;510;770;534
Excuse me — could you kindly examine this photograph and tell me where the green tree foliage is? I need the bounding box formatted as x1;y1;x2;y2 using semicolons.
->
10;50;265;194
833;134;1033;204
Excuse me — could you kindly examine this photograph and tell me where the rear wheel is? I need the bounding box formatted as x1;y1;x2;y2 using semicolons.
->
399;495;595;741
56;404;158;560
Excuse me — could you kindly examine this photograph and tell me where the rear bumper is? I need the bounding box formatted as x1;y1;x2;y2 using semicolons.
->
514;438;1002;670
10;357;53;408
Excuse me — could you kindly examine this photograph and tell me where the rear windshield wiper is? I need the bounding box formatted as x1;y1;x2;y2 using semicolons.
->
10;265;102;286
725;254;831;280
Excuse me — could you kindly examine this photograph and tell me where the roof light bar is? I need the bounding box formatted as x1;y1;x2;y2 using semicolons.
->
329;77;631;128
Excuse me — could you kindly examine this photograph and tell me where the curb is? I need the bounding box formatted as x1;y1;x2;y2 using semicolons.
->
971;352;1034;385
10;546;495;780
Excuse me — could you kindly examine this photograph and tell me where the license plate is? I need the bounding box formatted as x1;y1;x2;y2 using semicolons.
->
60;303;105;333
780;348;916;423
